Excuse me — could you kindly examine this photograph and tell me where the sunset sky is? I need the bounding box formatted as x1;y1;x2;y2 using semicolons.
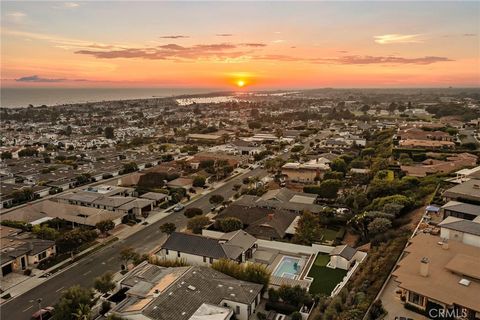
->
1;1;479;89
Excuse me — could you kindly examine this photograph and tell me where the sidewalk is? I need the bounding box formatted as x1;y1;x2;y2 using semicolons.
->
0;169;251;304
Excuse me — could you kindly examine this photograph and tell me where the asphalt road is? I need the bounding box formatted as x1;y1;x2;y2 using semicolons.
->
1;167;267;320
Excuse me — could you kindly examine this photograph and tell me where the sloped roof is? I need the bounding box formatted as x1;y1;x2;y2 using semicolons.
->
161;232;254;260
439;217;480;236
329;244;357;260
442;201;480;217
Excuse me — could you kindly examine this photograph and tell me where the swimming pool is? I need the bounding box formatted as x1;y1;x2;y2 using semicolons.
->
272;256;303;279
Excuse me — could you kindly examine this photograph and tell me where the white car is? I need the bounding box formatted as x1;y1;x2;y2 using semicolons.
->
283;148;289;153
173;204;184;212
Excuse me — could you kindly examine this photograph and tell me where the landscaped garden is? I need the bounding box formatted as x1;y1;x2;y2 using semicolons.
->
307;253;347;295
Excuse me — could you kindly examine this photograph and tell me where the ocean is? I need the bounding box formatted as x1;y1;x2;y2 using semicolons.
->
0;87;222;108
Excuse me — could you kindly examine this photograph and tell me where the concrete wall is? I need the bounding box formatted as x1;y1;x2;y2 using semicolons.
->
463;233;480;248
330;256;350;270
255;239;334;255
221;294;260;320
441;227;480;248
160;249;216;266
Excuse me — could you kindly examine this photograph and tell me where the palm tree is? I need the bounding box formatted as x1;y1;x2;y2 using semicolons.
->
72;303;92;320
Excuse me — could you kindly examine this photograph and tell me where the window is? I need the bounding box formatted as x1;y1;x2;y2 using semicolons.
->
165;249;169;255
203;256;206;263
177;251;181;258
38;251;47;261
236;306;240;315
209;257;213;264
408;292;424;306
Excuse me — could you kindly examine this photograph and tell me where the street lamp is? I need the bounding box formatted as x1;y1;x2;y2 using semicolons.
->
37;298;43;320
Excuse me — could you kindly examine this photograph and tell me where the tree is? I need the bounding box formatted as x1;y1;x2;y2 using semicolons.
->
65;125;72;136
94;272;115;294
53;285;94;320
56;228;98;254
1;151;12;160
159;222;176;235
105;127;115;139
290;312;302;320
95;220;115;236
368;217;392;235
318;179;342;199
277;285;312;307
360;104;370;113
184;207;203;218
122;162;138;174
141;210;150;220
330;158;347;174
71;303;91;320
293;211;320;245
187;216;211;234
209;194;224;205
215;217;243;232
32;224;58;240
120;247;140;269
192;176;206;187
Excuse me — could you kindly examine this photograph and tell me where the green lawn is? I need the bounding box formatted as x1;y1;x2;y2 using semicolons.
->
319;228;337;242
307;254;347;295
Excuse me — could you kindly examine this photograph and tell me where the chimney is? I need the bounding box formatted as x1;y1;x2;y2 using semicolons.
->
268;213;274;221
420;257;429;277
442;239;449;250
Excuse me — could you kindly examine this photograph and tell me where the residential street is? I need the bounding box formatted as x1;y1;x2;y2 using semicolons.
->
0;167;267;320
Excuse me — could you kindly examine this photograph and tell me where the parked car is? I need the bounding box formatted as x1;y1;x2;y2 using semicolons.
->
31;307;54;320
173;204;185;212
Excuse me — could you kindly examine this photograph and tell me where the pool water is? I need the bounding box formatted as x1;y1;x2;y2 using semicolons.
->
273;256;302;279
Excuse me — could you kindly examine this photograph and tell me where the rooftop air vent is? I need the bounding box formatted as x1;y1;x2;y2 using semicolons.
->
459;279;471;286
187;285;196;291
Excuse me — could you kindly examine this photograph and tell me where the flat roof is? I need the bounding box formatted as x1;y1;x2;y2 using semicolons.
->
392;233;480;311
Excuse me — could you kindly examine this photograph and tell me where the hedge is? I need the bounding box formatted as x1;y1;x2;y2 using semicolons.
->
265;301;298;314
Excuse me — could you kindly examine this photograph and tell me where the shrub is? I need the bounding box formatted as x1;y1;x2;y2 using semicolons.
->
291;311;302;320
193;176;206;187
212;259;270;289
215;217;243;232
187;216;211;234
148;255;189;267
265;301;298;314
184;207;203;218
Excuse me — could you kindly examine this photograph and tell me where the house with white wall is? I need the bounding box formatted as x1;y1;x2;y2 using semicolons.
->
439;216;480;248
158;231;257;266
328;244;363;270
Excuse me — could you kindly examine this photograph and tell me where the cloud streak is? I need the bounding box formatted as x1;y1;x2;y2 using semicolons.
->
15;75;82;83
374;34;423;44
159;35;189;39
75;43;253;60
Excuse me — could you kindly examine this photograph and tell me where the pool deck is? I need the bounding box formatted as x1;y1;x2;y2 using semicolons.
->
261;251;315;289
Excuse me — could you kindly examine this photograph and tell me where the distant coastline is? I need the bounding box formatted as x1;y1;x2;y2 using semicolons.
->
0;87;223;108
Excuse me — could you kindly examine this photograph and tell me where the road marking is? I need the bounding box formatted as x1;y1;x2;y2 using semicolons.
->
22;306;33;312
83;270;92;275
107;256;115;262
56;286;65;292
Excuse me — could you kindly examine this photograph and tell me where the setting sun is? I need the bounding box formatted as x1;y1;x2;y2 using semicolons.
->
236;80;245;88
